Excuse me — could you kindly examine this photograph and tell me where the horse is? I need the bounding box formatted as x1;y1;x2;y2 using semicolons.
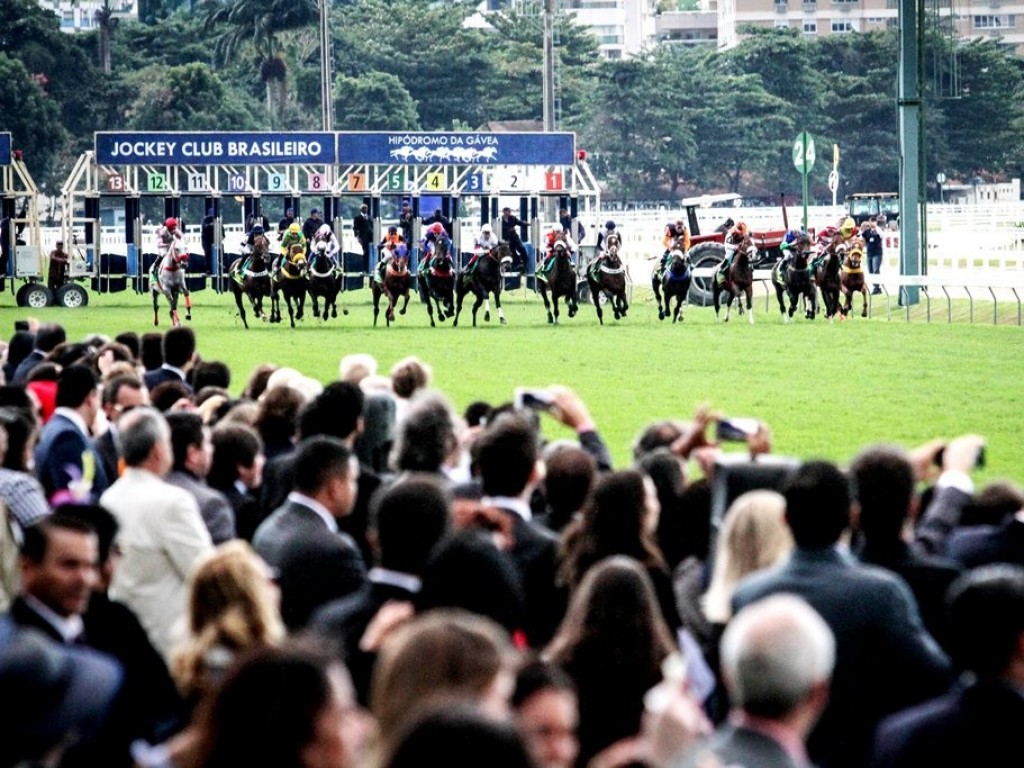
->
586;240;629;325
660;248;692;323
652;234;688;319
712;235;756;324
307;242;347;321
454;243;510;328
536;242;579;324
771;234;817;323
814;242;844;321
371;247;411;327
270;244;308;328
418;236;456;328
228;234;272;329
151;239;192;327
840;238;869;318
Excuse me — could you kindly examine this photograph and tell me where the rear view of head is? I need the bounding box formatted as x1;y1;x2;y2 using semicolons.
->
162;326;196;369
371;474;451;575
720;594;835;722
849;446;916;541
475;414;540;498
947;565;1024;679
782;461;851;549
389;391;457;473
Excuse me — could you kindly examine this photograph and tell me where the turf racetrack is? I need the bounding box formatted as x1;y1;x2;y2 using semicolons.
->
7;285;1022;482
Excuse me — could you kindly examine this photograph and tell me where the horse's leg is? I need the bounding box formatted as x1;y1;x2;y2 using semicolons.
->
493;289;506;325
860;285;868;318
372;287;380;327
724;288;733;323
167;287;180;327
310;287;321;319
589;280;604;325
483;296;491;323
183;288;192;321
713;284;722;323
653;276;665;320
152;289;160;326
775;284;788;321
233;287;249;329
745;285;754;325
539;284;554;324
568;284;578;318
399;290;410;317
453;283;465;327
471;290;484;327
424;288;436;327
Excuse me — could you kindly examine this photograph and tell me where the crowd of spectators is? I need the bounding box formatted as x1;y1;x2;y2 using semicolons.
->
1;318;1022;768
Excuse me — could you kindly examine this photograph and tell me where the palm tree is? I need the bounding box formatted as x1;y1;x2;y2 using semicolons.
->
94;0;119;75
202;0;317;123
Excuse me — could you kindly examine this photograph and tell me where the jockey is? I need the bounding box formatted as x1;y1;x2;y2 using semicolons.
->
374;242;407;284
537;232;576;283
717;221;752;283
465;223;501;273
659;218;690;276
376;225;406;273
418;222;447;272
312;223;340;263
156;217;183;258
279;221;306;257
595;220;619;252
778;229;803;281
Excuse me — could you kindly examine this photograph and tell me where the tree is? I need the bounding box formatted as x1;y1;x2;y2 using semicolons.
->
334;72;418;130
94;0;119;74
122;61;262;130
202;0;317;124
0;53;66;185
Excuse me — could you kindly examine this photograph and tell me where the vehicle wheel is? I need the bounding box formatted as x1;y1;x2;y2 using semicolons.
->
56;283;89;308
23;284;53;309
15;284;30;307
687;242;725;307
577;283;591;303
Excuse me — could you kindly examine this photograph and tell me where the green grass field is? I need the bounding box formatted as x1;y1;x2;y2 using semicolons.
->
7;284;1023;483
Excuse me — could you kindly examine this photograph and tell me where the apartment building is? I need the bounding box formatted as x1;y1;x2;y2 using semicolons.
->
40;0;138;33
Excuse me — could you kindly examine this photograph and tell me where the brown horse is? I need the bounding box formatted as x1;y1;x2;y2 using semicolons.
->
712;235;756;324
814;242;844;321
537;241;579;324
371;247;411;327
586;237;629;325
228;234;272;329
418;236;456;327
454;243;509;327
652;234;688;319
772;234;817;323
840;237;869;318
270;244;308;328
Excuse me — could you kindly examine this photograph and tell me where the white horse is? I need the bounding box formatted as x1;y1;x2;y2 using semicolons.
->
151;237;192;326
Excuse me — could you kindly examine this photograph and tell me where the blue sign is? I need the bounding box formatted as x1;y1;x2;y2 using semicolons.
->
96;132;337;165
0;133;11;165
339;132;575;166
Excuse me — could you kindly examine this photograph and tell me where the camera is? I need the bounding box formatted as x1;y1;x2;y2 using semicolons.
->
514;387;554;412
715;417;759;443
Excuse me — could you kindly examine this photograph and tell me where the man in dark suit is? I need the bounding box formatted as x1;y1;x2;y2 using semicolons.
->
208;422;265;542
11;323;65;386
142;327;195;395
34;365;110;504
261;381;379;564
500;206;530;272
92;375;147;488
474;413;563;647
253;436;366;630
165;412;236;544
872;566;1024;766
12;512;183;762
850;446;962;648
682;595;835;768
353;204;374;269
313;475;451;703
732;461;951;768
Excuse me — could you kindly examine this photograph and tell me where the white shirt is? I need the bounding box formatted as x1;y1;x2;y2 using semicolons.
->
53;407;90;438
368;567;422;594
475;233;500;252
23;593;85;643
481;495;532;522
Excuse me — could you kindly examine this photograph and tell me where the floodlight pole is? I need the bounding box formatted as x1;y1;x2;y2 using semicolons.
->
320;0;333;132
898;0;924;304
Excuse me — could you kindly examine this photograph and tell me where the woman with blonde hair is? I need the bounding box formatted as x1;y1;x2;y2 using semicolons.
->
172;540;285;710
702;489;794;626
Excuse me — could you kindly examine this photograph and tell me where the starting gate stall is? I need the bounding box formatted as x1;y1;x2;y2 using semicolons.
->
61;132;337;300
1;134;51;307
333;131;599;291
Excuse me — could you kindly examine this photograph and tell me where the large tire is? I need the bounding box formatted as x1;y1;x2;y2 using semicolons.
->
56;282;89;308
687;242;725;306
15;284;29;307
23;284;53;309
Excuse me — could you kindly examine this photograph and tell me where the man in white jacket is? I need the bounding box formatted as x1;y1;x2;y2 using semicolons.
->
100;407;213;660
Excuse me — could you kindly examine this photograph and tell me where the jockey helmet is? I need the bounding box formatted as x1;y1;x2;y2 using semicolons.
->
481;223;492;235
288;222;301;234
316;223;332;237
785;229;800;244
605;220;615;230
734;222;749;236
430;222;444;234
252;225;264;235
841;217;856;235
388;225;398;234
165;217;176;228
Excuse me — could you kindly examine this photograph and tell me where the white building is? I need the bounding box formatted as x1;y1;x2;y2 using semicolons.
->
40;0;138;34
